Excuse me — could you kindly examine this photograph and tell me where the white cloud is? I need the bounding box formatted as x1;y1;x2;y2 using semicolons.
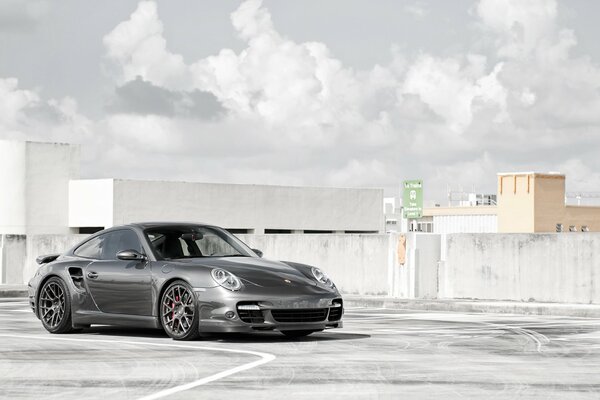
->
0;77;91;143
102;0;190;89
476;0;559;58
3;0;600;201
0;77;39;133
93;0;600;198
402;54;507;132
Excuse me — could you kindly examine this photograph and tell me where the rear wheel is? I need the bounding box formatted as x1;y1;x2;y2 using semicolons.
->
39;277;75;334
160;281;200;340
281;330;321;338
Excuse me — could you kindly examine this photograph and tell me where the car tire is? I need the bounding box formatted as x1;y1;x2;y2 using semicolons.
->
38;277;75;334
281;329;321;338
160;280;200;341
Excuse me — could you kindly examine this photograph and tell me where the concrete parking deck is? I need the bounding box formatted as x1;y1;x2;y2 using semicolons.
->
1;298;600;399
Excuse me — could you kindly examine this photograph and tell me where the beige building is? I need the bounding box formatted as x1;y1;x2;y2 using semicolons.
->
407;171;600;234
497;172;600;233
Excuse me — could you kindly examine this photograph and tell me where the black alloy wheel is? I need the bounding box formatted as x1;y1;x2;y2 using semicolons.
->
160;281;200;340
39;277;75;333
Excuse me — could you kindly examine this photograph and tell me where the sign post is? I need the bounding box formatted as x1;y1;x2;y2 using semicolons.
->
402;180;423;219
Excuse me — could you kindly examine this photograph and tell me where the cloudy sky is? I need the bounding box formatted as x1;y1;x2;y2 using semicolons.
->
1;0;600;203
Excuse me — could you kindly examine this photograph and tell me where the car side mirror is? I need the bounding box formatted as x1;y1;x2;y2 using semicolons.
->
252;249;263;258
117;249;147;261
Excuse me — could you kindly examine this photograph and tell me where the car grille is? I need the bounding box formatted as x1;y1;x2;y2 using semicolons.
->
236;303;265;324
271;308;328;323
328;299;343;321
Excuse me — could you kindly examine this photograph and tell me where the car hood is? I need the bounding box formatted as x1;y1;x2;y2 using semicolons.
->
176;256;317;288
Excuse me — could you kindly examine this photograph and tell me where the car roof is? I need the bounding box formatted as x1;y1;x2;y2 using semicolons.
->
125;222;212;230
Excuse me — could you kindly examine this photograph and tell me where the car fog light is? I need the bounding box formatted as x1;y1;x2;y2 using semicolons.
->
225;311;235;319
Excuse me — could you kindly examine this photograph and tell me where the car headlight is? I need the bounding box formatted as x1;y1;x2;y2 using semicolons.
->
311;267;335;288
211;269;242;291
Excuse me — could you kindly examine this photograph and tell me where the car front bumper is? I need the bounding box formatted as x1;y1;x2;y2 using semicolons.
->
194;287;343;333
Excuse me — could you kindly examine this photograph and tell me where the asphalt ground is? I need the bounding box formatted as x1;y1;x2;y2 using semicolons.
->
1;298;600;399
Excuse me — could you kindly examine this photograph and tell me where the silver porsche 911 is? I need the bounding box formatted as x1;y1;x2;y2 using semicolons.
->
28;223;343;340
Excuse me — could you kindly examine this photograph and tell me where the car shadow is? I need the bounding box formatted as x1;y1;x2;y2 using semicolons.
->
81;326;369;342
206;331;370;343
82;326;168;338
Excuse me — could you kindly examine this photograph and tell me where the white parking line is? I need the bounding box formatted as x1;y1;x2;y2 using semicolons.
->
0;333;276;399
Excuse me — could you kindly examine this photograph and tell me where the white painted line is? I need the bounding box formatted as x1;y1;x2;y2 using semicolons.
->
0;334;275;399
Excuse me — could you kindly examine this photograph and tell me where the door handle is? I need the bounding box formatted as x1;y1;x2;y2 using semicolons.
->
87;272;98;279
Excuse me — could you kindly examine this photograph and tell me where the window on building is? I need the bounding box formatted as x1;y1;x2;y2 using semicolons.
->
556;223;563;232
226;228;253;234
304;230;333;234
265;229;292;234
78;227;104;234
417;222;433;233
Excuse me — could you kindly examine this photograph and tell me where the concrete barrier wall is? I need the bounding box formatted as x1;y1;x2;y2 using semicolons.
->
406;233;441;299
10;232;600;304
23;235;87;283
441;233;600;303
0;235;26;284
18;233;399;296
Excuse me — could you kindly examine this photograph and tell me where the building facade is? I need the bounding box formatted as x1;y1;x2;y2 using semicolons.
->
497;172;600;233
0;140;384;236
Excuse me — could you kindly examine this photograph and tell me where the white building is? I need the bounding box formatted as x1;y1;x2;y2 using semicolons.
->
0;140;79;235
69;179;383;234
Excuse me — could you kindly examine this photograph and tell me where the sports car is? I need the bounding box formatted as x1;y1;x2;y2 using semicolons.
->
28;222;343;340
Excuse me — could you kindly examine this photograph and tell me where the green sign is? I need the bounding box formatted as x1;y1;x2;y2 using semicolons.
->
403;180;423;219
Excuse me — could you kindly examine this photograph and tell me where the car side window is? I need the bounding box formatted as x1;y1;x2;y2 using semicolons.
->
101;230;143;260
74;235;106;259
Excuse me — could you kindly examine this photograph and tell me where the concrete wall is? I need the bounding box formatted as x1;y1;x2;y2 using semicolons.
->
0;235;26;284
23;235;87;283
405;233;441;298
441;233;600;304
10;232;600;305
109;180;384;233
0;140;79;235
26;142;80;234
0;141;27;234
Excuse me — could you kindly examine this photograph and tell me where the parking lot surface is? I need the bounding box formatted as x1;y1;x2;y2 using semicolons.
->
1;298;600;399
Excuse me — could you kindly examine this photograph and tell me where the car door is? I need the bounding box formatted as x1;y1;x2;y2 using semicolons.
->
84;229;153;316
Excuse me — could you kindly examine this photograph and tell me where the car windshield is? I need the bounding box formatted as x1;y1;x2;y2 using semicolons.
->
145;225;255;260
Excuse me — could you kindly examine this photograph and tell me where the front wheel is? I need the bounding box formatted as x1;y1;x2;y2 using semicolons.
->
281;330;321;338
160;280;200;340
39;277;75;334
